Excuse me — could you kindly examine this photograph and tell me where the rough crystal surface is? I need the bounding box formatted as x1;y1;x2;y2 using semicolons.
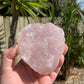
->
18;23;65;75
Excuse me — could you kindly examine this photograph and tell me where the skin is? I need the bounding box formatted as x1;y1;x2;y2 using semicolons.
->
1;44;68;84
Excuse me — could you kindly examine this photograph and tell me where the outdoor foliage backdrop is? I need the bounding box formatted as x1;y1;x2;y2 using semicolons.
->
0;16;84;52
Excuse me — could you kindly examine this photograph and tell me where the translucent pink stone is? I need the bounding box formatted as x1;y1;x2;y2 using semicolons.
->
18;23;65;75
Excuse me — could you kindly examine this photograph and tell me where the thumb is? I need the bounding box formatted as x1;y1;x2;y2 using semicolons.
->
1;43;18;74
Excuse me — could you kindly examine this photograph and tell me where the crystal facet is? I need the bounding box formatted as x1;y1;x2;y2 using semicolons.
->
18;23;65;75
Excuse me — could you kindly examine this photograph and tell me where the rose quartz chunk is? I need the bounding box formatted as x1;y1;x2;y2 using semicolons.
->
18;23;65;75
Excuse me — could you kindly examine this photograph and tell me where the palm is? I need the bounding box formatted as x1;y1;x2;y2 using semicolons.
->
6;60;56;84
0;0;48;47
1;44;68;84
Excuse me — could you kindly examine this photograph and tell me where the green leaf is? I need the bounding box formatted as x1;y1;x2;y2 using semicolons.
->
49;3;55;23
26;2;48;9
20;7;25;16
79;12;84;24
3;1;11;6
36;0;48;1
20;6;30;23
51;4;55;18
3;1;9;5
5;7;12;15
0;5;7;9
26;3;46;16
25;0;48;1
0;1;11;10
20;2;39;20
16;4;19;10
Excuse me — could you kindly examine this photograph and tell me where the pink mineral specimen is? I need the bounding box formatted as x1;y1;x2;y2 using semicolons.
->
18;23;65;75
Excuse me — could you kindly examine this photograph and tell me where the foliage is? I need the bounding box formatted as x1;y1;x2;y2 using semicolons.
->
78;11;84;66
0;0;48;20
53;0;84;80
79;11;84;24
60;0;84;66
0;0;48;48
49;2;55;23
45;0;61;23
48;0;84;67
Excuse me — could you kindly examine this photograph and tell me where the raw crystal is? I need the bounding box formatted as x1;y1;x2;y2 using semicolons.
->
18;23;65;75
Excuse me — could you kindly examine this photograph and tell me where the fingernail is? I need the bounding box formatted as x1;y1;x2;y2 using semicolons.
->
6;43;18;59
12;43;18;51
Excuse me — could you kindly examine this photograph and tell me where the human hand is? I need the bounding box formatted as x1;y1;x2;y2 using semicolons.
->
1;43;68;84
